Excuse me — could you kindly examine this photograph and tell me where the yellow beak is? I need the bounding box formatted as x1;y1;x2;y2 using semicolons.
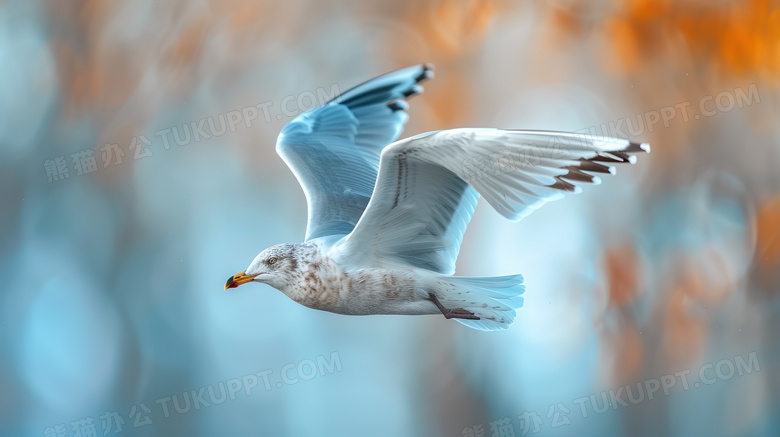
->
224;271;257;290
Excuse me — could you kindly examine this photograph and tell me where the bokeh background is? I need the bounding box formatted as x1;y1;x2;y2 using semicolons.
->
1;0;779;436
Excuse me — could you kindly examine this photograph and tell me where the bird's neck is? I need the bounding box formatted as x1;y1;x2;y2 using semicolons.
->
283;242;345;311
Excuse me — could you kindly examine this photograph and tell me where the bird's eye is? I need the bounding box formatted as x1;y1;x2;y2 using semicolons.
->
268;257;277;265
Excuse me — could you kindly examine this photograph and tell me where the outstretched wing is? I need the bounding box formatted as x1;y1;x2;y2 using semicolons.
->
276;64;433;241
337;129;650;274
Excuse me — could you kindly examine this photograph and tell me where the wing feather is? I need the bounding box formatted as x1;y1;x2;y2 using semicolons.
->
276;64;433;241
338;129;649;273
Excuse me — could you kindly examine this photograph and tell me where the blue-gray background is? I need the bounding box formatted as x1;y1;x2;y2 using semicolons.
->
1;0;778;436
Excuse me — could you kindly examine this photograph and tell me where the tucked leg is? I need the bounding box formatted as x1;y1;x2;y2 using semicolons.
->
427;293;480;320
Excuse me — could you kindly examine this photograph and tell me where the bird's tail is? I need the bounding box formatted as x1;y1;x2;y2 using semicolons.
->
437;274;525;331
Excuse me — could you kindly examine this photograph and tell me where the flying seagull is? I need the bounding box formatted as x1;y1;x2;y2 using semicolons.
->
225;64;649;330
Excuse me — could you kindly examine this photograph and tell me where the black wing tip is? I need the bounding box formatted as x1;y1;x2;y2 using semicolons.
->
404;64;434;99
556;139;649;191
330;63;435;108
625;141;651;154
387;99;410;112
383;64;433;109
510;132;648;193
560;168;597;183
416;63;435;82
402;84;422;97
548;176;580;193
590;141;650;165
577;158;616;174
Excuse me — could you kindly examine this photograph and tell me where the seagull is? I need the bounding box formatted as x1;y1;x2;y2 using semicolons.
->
224;64;649;330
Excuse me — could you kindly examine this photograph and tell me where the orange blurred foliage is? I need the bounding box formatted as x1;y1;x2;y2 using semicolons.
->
600;317;645;385
754;196;780;274
550;0;779;80
626;0;670;22
623;0;777;79
408;0;497;58
663;270;709;366
603;245;643;307
598;245;645;384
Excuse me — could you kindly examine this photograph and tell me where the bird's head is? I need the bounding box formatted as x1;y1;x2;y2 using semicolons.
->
224;243;301;291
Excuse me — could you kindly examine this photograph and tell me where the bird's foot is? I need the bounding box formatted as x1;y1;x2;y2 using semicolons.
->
427;293;480;320
443;307;480;320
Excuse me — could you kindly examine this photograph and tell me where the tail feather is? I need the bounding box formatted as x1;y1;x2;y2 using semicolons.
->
438;274;525;331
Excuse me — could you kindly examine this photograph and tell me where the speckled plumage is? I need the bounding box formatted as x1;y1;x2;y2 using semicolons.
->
245;240;432;316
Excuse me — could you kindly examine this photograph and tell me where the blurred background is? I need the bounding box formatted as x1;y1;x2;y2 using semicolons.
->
1;0;779;436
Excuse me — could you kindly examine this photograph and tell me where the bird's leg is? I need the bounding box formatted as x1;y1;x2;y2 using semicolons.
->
427;293;480;320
